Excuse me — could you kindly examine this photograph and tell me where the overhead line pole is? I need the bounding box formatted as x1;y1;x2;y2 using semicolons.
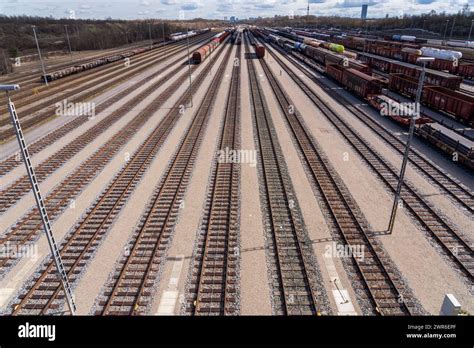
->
32;26;48;86
64;25;73;62
2;84;76;315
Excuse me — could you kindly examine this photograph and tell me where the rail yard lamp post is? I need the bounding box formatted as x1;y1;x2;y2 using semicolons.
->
1;84;77;315
162;22;166;43
469;20;474;42
449;18;456;41
442;20;449;44
387;57;435;234
186;27;193;108
64;25;73;62
32;26;48;86
148;22;153;50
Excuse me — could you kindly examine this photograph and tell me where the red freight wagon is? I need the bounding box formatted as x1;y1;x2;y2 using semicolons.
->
458;64;474;80
423;72;462;90
366;55;391;72
388;73;425;98
390;62;419;77
390;62;462;90
325;64;344;82
303;45;330;64
423;86;474;124
427;58;458;74
342;68;382;98
255;44;265;59
192;45;211;63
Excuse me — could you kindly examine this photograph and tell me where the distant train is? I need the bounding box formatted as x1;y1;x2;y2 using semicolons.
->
260;29;474;126
41;28;211;82
192;30;231;63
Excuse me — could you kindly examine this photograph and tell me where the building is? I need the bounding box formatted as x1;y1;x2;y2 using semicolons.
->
361;4;368;19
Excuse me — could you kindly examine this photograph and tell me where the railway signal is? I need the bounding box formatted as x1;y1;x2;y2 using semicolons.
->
2;84;77;315
387;57;435;234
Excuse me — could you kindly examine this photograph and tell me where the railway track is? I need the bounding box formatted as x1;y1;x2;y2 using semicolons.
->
0;34;214;140
0;43;173;109
9;40;232;316
185;44;241;315
0;54;201;277
246;36;327;315
0;38;214;213
258;42;414;315
0;40;176;105
266;42;474;282
94;41;232;316
0;36;211;178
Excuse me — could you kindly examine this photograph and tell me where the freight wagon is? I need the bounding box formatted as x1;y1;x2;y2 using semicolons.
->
367;94;432;126
41;29;210;82
422;86;474;125
192;30;230;63
255;44;265;59
297;44;371;73
416;123;474;170
458;63;474;80
388;73;425;99
359;53;462;90
341;68;382;98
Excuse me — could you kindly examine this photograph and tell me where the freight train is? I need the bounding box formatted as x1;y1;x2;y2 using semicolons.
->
41;47;148;82
41;28;211;82
332;35;474;78
291;29;474;78
358;52;463;90
192;30;231;63
261;29;474;126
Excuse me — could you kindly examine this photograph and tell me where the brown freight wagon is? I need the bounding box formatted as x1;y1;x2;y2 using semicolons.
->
458;63;474;80
427;58;458;74
341;68;382;99
255;44;265;59
325;64;344;82
388;73;423;98
390;62;462;90
367;55;391;72
423;86;474;124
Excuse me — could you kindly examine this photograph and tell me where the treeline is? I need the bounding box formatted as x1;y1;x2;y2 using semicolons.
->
249;5;474;40
0;15;218;74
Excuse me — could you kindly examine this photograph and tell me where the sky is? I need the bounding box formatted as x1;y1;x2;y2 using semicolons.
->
0;0;472;20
